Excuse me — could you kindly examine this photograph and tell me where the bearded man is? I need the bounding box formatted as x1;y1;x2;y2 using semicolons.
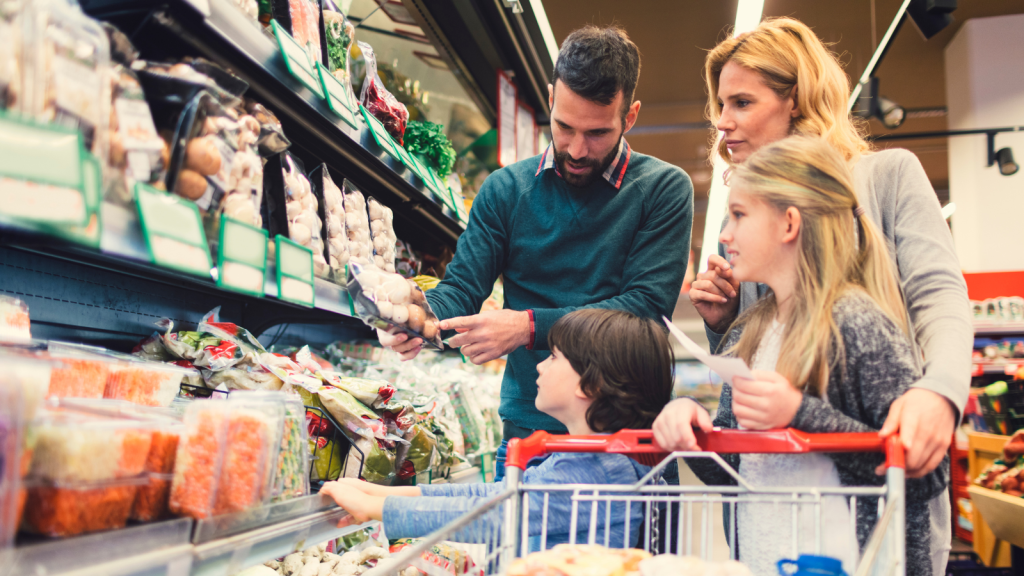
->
379;25;693;478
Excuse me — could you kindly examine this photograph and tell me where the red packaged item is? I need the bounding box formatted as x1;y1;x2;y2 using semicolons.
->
212;394;284;515
168;401;228;519
357;41;408;145
21;407;155;537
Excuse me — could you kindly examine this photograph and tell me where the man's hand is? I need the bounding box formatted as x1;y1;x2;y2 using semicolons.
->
319;481;385;523
377;329;424;361
443;310;531;365
732;370;803;430
875;388;956;478
652;398;713;451
689;254;741;334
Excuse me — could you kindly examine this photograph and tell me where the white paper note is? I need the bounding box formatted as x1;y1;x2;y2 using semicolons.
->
663;316;755;385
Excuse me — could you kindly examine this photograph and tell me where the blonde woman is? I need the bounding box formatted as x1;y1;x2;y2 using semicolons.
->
655;19;970;478
680;136;946;575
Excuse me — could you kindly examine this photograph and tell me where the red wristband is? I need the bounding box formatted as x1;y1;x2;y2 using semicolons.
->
526;309;536;351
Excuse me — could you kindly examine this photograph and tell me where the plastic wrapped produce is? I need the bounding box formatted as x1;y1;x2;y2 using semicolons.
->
309;436;343;482
343;437;395;484
323;7;354;84
271;394;310;501
345;261;443;349
168;401;228;519
318;386;388;442
0;295;30;343
213;393;284;514
318;373;395;409
45;343;117;399
367;197;397;273
282;154;329;278
311;165;348;281
233;0;258;21
357;42;408;145
22;406;155;537
0;371;24;558
0;1;22;111
342;181;373;262
104;359;197;407
23;0;111;163
272;0;321;67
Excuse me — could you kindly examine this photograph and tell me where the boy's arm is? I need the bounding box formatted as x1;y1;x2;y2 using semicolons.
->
683;384;740;487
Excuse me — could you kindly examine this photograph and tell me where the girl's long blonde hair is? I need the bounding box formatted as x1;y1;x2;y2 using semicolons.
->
724;136;907;397
705;17;871;164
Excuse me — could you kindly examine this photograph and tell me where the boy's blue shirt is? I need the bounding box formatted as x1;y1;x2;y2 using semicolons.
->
426;140;693;432
382;452;654;550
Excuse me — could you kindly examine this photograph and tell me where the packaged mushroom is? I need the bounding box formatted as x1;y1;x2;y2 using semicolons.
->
0;1;23;112
342;181;373;264
310;164;349;282
367;197;397;273
281;153;329;278
345;260;442;349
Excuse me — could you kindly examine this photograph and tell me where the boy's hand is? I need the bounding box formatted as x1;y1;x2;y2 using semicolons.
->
319;481;385;523
732;370;803;430
652;398;714;451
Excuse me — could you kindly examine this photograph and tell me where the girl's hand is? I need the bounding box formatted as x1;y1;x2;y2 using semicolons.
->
732;370;803;430
319;481;385;523
689;254;741;334
653;398;714;451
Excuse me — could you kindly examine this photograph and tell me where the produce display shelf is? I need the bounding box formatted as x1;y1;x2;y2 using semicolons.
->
974;322;1024;336
973;361;1024;376
967;485;1024;550
10;503;373;576
80;0;465;256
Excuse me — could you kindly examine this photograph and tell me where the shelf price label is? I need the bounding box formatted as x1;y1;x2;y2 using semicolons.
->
271;19;324;100
135;183;212;277
359;105;403;162
0;114;89;226
276;235;315;308
316;62;359;129
217;215;268;297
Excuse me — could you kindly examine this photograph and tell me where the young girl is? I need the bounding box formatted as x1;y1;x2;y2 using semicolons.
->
662;137;947;576
320;308;673;550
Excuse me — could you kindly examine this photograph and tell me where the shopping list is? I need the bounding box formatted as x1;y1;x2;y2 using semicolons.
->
663;316;755;385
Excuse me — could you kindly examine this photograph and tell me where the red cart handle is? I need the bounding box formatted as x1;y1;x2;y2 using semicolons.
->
505;428;904;470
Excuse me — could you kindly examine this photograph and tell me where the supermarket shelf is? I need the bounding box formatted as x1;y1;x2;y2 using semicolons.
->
974;321;1024;335
973;361;1024;376
968;485;1024;549
80;0;465;255
13;517;194;576
0;203;373;348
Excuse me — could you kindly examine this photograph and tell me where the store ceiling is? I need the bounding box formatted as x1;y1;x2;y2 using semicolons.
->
542;0;1024;255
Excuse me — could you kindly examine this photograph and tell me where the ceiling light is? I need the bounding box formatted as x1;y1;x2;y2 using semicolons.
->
877;96;906;129
733;0;765;36
987;132;1019;176
854;78;905;129
941;202;956;220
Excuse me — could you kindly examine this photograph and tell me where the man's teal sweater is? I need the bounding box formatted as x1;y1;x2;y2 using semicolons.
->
426;147;693;432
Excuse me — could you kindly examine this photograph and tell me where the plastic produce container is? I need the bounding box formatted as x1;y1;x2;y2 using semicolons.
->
104;359;197;407
21;407;156;537
274;394;311;502
212;392;285;515
168;401;229;520
44;342;121;400
0;371;24;560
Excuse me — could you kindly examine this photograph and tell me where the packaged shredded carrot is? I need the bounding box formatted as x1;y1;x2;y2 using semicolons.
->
168;402;228;519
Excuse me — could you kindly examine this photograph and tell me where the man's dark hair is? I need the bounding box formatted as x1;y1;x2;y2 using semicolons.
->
552;25;641;119
548;309;673;433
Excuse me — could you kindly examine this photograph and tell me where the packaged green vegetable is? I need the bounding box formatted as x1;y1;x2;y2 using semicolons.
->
344;436;394;484
404;121;457;179
319;372;394;408
309;436;343;482
317;385;387;441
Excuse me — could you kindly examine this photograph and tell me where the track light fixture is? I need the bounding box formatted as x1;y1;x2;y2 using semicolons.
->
855;78;906;130
987;132;1019;176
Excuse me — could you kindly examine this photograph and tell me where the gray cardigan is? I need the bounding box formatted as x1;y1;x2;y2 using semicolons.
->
707;149;973;419
689;292;949;576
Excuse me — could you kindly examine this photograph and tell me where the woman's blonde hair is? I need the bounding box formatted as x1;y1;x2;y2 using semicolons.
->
705;17;871;164
724;136;906;397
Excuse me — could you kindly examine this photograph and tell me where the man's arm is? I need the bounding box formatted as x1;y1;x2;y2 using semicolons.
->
531;170;693;349
424;170;514;325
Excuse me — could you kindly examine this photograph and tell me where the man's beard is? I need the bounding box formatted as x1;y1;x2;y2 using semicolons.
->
554;136;622;188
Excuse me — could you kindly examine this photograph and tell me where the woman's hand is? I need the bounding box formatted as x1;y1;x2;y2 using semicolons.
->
653;398;714;451
689;254;741;334
320;481;385;523
732;370;803;430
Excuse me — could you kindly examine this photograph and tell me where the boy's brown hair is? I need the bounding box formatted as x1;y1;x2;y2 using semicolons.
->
548;309;674;432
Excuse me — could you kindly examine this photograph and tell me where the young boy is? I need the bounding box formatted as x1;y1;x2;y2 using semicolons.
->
320;308;674;550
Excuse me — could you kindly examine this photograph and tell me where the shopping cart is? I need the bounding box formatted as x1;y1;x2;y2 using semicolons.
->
364;428;907;576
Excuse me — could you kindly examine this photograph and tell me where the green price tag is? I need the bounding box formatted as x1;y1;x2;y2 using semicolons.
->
135;183;212;277
31;152;103;247
316;62;359;129
275;234;315;307
0;113;88;226
217;215;268;297
359;105;403;162
271;19;324;99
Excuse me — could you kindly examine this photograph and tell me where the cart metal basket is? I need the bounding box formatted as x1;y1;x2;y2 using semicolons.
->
365;428;908;576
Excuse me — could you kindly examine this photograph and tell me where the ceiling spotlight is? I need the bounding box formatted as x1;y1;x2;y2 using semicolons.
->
854;78;906;129
987;132;1019;176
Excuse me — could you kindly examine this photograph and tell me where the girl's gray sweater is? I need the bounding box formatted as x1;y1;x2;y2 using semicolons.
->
688;292;949;576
